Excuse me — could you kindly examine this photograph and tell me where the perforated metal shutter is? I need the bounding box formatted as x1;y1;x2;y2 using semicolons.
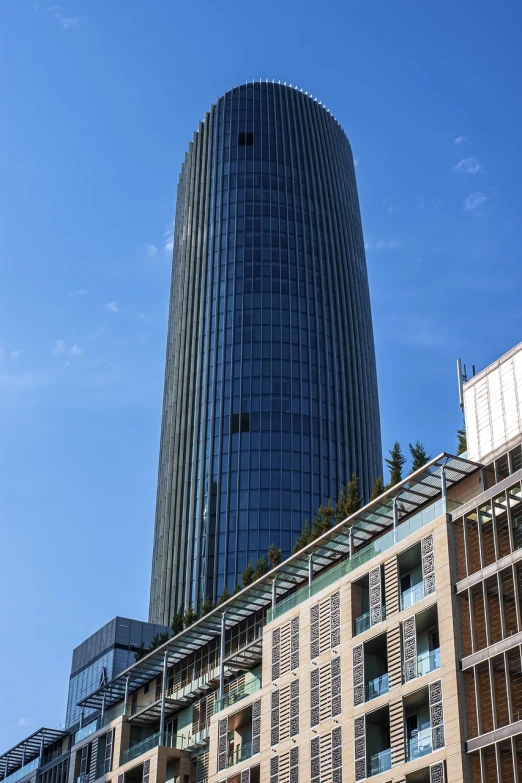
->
422;534;436;595
369;566;383;626
252;698;261;754
331;657;341;716
430;680;445;751
217;717;228;772
430;761;445;783
403;615;417;682
271;748;299;783
354;715;366;782
353;644;364;706
143;759;150;783
310;592;340;660
271;689;280;746
332;727;342;783
272;628;281;680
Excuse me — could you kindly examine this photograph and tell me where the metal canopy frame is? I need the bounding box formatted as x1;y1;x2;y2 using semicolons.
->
77;452;479;715
0;728;67;780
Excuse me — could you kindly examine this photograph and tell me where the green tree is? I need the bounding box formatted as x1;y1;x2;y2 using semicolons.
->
134;632;170;662
267;543;282;568
293;521;312;553
183;606;197;628
311;498;335;539
170;610;184;635
200;596;215;616
386;442;406;487
241;561;255;587
232;583;241;595
409;441;431;472
457;421;467;455
254;557;269;580
336;475;362;522
218;585;229;605
370;476;385;500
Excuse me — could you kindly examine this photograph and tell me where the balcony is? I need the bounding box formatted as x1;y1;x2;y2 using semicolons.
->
121;732;186;765
400;582;425;610
406;727;433;762
227;742;252;768
365;674;389;702
354;606;386;636
74;702;126;745
417;649;440;677
367;748;392;777
216;677;262;712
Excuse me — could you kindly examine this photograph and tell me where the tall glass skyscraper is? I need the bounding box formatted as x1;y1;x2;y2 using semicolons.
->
149;82;381;624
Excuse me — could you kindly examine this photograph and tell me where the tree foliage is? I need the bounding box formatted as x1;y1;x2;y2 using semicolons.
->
409;441;431;473
170;610;184;635
370;476;385;500
386;441;406;487
134;632;170;662
267;543;282;568
457;421;467;455
183;606;197;628
254;557;269;580
293;521;312;553
200;596;215;616
241;561;255;587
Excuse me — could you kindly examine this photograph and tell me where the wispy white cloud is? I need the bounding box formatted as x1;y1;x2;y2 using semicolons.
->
47;6;82;29
9;349;24;358
76;289;88;296
366;237;402;251
353;157;359;168
382;197;397;216
454;135;468;145
54;340;82;359
454;157;482;175
463;192;488;214
164;221;174;254
146;243;158;258
18;716;30;727
105;302;119;313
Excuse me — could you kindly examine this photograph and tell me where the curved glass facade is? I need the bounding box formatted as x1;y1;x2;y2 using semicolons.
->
149;82;381;624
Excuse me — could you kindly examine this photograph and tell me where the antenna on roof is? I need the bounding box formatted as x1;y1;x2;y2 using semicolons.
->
456;359;468;409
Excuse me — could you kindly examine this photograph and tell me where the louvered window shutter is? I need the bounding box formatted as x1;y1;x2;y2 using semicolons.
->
88;738;98;783
354;714;366;782
422;535;436;595
429;680;445;750
353;644;364;706
217;717;228;772
403;615;417;682
251;699;261;754
79;744;89;783
196;752;209;783
384;556;399;615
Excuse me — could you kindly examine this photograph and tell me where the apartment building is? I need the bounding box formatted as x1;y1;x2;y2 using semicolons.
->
2;341;522;783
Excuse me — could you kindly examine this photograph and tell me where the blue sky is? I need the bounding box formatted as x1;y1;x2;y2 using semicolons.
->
1;0;521;748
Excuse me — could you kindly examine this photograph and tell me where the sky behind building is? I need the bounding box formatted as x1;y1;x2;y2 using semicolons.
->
1;0;521;748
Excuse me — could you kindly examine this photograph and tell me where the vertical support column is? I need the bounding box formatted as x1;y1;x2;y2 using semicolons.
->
21;746;26;767
39;731;45;765
308;554;314;585
349;527;354;558
441;466;447;505
80;707;84;729
393;497;399;542
219;612;226;699
272;578;277;608
101;693;106;723
159;650;168;737
124;677;129;714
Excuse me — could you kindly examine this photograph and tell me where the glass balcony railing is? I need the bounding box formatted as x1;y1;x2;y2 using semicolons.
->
74;719;100;744
227;743;252;768
268;498;458;624
417;648;440;677
406;727;433;761
365;673;389;702
217;677;262;712
367;748;392;776
400;581;425;610
121;732;186;765
2;758;39;783
354;606;386;636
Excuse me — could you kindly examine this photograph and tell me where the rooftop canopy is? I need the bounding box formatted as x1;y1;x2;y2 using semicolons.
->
78;452;479;713
0;727;67;779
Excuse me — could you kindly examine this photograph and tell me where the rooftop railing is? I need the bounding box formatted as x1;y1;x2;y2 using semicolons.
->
267;498;456;624
121;732;186;765
73;702;126;745
1;758;39;783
